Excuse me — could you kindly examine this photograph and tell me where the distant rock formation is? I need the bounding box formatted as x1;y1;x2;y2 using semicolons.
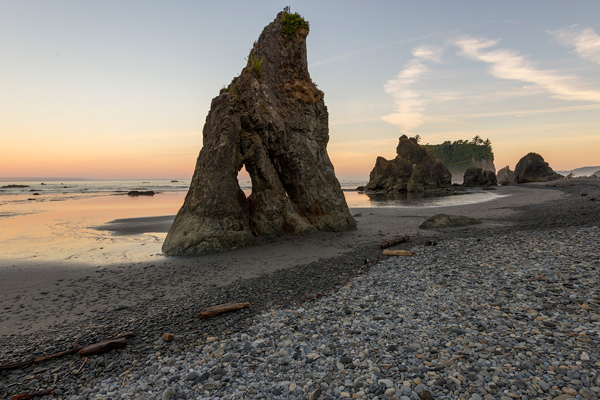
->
1;184;30;189
162;11;356;256
365;135;452;193
472;158;496;174
424;138;495;183
463;167;497;187
127;190;155;196
514;153;563;183
497;166;517;185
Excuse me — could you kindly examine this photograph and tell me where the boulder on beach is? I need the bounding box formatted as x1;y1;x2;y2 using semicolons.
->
419;214;482;229
514;153;563;183
463;166;497;187
162;10;355;256
497;166;517;185
593;170;600;178
364;135;452;193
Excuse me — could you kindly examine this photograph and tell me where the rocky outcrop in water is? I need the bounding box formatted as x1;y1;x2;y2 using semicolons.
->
463;167;497;187
497;166;517;185
365;135;452;193
472;158;496;174
162;11;356;256
514;153;563;183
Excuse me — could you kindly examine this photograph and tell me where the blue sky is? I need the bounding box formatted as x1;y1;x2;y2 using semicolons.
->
1;1;599;178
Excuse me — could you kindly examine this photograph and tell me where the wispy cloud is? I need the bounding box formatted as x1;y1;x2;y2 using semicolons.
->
381;46;445;133
411;45;444;62
381;59;428;133
453;36;600;103
551;25;600;66
436;103;600;120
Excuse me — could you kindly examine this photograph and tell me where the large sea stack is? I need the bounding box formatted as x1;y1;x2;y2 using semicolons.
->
365;135;452;193
162;11;356;255
514;153;563;183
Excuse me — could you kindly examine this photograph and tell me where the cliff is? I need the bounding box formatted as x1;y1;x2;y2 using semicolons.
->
162;11;355;255
424;138;495;183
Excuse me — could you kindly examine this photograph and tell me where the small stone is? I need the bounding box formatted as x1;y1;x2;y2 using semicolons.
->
162;387;176;400
580;389;598;400
581;351;591;361
419;390;433;400
308;386;322;400
378;379;394;388
162;333;175;342
185;371;198;381
198;372;210;382
562;387;577;396
553;395;575;400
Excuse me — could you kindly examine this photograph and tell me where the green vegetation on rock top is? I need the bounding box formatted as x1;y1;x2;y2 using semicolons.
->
281;12;309;41
424;136;494;171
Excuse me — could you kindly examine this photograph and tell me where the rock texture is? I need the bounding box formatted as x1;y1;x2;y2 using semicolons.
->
462;166;497;187
472;157;496;174
593;170;600;178
497;165;517;185
162;12;355;255
365;135;451;193
514;153;563;183
419;214;482;229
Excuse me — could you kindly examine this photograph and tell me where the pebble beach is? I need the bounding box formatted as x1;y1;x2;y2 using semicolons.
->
1;180;599;399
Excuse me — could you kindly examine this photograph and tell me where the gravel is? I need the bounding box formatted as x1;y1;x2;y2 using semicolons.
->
1;179;599;399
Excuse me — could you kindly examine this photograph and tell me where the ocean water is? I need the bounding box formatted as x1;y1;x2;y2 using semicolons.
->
0;178;504;264
0;178;503;208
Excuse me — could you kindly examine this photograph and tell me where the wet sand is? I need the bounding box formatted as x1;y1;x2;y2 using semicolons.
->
0;184;566;336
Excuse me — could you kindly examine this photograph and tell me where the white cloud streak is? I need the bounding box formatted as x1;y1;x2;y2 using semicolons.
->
551;25;600;66
453;36;600;103
411;45;443;62
381;46;445;132
381;59;428;133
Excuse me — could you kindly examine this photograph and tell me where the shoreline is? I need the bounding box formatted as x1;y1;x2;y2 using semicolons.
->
0;184;569;337
0;180;599;398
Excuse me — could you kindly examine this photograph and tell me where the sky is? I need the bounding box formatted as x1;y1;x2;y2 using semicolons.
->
1;1;599;180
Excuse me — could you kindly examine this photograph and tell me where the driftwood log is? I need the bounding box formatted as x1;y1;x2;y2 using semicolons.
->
380;235;410;249
78;337;128;356
382;249;415;256
0;333;136;371
198;302;250;319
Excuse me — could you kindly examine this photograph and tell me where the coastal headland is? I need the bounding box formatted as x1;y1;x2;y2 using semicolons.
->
1;179;599;398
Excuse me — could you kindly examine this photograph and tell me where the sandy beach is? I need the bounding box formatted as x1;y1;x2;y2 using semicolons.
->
0;180;598;399
0;184;564;337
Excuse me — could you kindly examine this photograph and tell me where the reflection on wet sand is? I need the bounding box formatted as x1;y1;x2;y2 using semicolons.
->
346;189;503;208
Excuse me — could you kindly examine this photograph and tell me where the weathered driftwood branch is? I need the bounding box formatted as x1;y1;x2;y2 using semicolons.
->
380;235;410;249
11;389;55;400
0;332;136;371
78;337;128;356
198;302;250;319
382;249;415;256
